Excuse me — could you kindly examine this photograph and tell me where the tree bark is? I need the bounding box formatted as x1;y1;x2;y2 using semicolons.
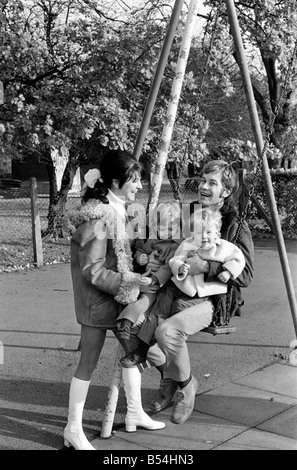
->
166;161;182;201
233;48;293;169
43;148;78;240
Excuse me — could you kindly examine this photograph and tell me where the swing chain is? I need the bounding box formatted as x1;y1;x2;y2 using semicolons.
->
215;40;297;326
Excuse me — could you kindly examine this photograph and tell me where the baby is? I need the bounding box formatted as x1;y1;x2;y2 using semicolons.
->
121;206;246;368
170;207;246;297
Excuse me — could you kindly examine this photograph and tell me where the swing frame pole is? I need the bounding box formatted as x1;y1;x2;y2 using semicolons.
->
133;0;184;161
225;0;297;337
149;0;200;211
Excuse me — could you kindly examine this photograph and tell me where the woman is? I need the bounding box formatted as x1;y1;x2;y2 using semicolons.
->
64;149;165;450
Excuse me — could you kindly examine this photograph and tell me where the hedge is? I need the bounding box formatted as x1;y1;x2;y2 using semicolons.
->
245;169;297;240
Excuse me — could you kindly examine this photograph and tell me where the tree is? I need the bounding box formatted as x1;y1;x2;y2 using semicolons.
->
204;0;297;168
0;0;211;237
0;1;171;233
4;0;294;239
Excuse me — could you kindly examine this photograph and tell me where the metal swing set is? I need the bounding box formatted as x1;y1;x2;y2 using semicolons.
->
99;0;297;438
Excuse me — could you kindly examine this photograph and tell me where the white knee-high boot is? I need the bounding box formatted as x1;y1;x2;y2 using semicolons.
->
64;377;96;450
122;367;166;432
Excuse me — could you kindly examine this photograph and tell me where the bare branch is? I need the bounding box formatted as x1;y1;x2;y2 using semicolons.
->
77;0;130;25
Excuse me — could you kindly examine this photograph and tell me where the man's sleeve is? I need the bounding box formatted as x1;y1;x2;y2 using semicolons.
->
206;221;254;288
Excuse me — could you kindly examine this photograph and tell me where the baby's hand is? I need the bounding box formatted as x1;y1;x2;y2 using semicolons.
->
179;263;190;276
140;271;152;285
218;271;231;283
137;253;149;266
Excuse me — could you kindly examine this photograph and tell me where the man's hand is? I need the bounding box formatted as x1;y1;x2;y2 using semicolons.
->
186;255;210;275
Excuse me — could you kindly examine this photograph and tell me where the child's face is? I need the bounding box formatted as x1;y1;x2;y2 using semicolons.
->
157;211;180;239
201;224;219;247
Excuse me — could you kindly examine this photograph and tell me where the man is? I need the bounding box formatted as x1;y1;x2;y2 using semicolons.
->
143;160;254;425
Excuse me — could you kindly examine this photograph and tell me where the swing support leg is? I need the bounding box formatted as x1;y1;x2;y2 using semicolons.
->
225;0;297;337
148;0;200;212
100;345;152;438
100;344;123;438
133;0;184;161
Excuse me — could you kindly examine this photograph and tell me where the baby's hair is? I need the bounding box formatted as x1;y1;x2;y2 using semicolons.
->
191;207;222;235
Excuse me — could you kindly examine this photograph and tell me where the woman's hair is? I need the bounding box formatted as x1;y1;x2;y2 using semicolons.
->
202;160;239;201
82;149;142;204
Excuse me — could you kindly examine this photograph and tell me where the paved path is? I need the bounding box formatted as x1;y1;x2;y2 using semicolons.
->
0;239;296;451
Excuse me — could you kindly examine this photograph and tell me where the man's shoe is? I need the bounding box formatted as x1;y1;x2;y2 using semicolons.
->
120;351;147;368
170;376;198;425
151;378;178;412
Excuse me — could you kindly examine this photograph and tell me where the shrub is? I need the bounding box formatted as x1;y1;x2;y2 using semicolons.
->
246;168;297;240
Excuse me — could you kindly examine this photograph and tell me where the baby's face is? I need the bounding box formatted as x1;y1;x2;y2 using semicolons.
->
201;225;219;247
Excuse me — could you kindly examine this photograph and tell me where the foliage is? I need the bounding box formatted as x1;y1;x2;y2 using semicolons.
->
204;0;297;166
246;168;297;240
1;0;297;238
216;138;282;167
0;1;214;174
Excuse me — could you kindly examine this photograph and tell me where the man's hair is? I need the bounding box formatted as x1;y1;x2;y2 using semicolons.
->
203;160;239;200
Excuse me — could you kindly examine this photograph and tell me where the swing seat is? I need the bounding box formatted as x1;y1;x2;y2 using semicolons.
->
202;325;236;335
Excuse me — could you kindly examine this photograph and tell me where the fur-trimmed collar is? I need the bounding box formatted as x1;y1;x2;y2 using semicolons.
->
64;198;142;305
64;199;114;234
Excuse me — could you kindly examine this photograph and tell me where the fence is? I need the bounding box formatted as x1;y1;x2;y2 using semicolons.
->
0;177;200;272
0;175;278;273
0;181;76;272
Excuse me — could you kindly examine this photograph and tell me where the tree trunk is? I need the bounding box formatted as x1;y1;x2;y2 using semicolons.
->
43;149;78;240
234;49;293;169
166;161;182;201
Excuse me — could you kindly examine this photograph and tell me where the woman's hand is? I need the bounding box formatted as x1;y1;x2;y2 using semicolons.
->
139;272;160;293
140;271;152;285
